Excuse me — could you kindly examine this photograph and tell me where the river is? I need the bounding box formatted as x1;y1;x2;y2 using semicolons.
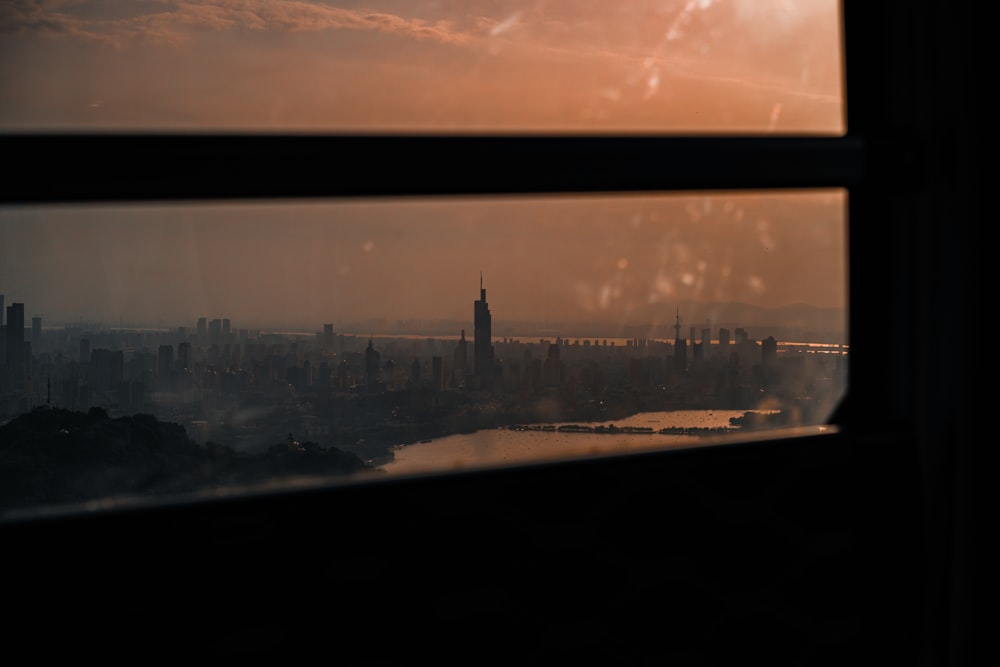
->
379;409;775;475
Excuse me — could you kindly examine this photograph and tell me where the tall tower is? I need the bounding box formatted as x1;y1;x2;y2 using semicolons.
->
473;273;494;389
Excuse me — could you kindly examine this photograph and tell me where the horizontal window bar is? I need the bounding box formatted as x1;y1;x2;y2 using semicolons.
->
3;134;865;203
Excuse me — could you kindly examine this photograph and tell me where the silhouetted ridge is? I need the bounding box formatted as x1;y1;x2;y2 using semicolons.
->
0;406;370;513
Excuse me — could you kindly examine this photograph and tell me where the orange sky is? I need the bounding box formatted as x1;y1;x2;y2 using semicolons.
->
0;2;845;333
0;0;843;132
0;192;845;332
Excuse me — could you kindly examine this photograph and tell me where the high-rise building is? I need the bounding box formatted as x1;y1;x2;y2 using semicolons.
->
432;356;444;391
89;348;124;392
31;316;42;351
365;338;381;392
672;306;687;374
473;274;494;389
5;302;25;387
693;341;704;367
158;344;174;388
178;342;191;371
762;336;777;367
454;329;468;376
323;324;334;351
0;294;5;365
209;319;222;346
543;343;561;387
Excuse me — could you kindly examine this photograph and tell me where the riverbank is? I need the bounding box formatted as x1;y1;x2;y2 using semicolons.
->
379;408;789;475
332;392;795;468
507;422;735;436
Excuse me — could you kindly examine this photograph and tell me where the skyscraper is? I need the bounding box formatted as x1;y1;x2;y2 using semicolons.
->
31;316;42;351
432;356;444;391
365;337;381;392
5;302;25;387
473;273;494;389
197;317;207;347
453;329;468;377
763;335;777;358
323;323;334;351
672;306;687;374
158;344;174;390
178;341;191;371
209;319;222;346
543;343;561;387
0;294;5;365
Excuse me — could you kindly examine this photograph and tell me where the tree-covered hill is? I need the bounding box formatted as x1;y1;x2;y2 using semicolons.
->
0;406;372;515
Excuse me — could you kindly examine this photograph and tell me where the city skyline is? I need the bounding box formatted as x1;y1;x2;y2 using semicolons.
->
0;190;846;334
2;2;846;337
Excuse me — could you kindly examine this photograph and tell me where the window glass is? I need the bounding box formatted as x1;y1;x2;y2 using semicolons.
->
0;190;846;514
0;1;843;133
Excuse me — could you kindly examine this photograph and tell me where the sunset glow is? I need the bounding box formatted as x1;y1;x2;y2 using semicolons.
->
0;0;843;133
1;191;845;334
2;1;847;329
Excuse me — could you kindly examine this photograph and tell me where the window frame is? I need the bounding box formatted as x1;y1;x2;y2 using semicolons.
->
0;1;981;664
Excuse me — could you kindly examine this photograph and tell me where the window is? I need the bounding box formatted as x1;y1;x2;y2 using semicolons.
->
0;2;980;665
0;0;842;134
2;1;851;512
1;189;847;489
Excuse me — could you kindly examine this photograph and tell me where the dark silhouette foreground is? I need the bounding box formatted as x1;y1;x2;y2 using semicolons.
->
0;405;371;514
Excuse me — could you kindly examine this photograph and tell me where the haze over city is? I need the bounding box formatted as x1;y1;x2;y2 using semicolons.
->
1;1;845;335
1;191;845;334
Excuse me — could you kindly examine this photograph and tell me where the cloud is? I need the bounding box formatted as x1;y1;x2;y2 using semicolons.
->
0;1;842;133
0;1;478;47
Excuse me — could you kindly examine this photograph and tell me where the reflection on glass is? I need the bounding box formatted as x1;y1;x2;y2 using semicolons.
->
0;191;846;515
0;0;843;133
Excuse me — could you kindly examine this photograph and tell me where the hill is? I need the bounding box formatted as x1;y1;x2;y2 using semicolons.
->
0;406;372;516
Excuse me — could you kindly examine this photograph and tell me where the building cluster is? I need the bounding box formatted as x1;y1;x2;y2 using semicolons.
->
1;283;846;444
